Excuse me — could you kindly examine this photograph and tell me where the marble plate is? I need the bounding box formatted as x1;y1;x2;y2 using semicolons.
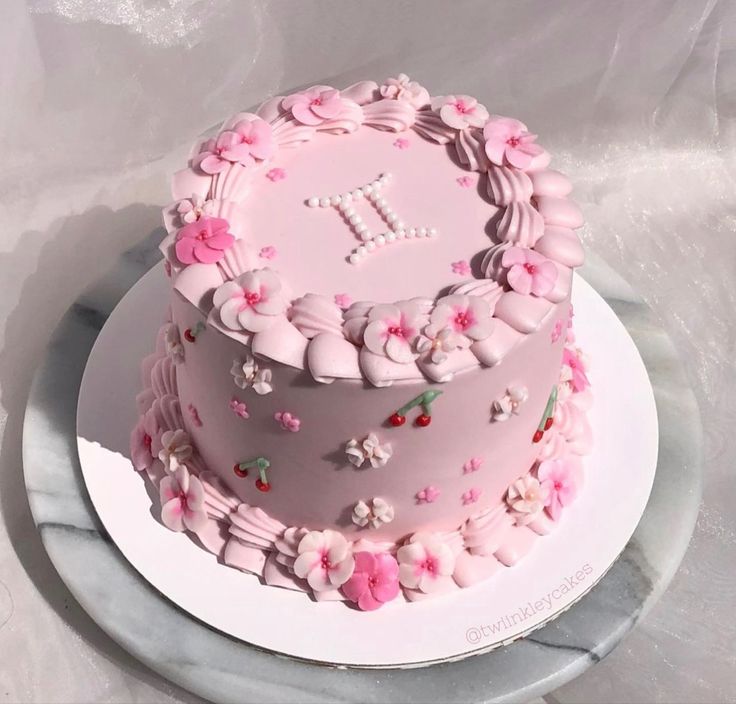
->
75;265;657;668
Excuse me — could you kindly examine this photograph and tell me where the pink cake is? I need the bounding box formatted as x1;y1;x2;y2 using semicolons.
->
131;75;592;610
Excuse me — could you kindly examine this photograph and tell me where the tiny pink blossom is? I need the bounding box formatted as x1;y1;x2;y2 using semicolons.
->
187;403;202;427
130;409;158;472
342;552;400;611
483;116;544;170
229;398;249;419
195;131;255;174
451;260;472;276
562;347;590;392
231;116;274;161
456;176;474;188
502;246;558;297
266;167;286;182
463;457;483;474
432;94;489;130
259;245;277;260
293;529;355;592
537;458;580;521
462;487;482;505
380;74;430;108
159;466;208;533
393;137;410;150
282;87;344;126
175;216;235;266
551;319;564;343
334;293;352;310
274;411;301;433
397;533;455;593
415;486;441;504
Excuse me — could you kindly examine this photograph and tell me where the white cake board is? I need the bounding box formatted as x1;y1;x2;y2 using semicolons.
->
76;265;658;669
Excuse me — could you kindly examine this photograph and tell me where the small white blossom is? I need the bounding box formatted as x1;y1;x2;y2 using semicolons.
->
491;385;529;421
230;353;273;395
352;498;395;529
345;433;393;469
164;324;185;364
177;193;215;225
158;429;193;472
416;324;462;364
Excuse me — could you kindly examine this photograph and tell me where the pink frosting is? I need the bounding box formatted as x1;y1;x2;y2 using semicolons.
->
429;294;493;347
496;202;545;247
282;87;345;126
231;116;274;161
363;301;428;364
175;217;235;265
562;346;590;392
483;116;544;170
537;458;581;521
502;247;558;297
274;411;301;433
397;533;455;594
290;293;344;339
194;132;255;174
213;269;288;332
293;529;355;592
341;551;400;611
431;95;489;130
159;466;208;533
379;74;429;108
487;164;534;206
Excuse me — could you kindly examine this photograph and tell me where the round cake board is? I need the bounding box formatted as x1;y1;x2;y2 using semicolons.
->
76;265;658;669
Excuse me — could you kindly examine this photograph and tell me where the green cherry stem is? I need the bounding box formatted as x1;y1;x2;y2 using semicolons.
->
397;390;443;417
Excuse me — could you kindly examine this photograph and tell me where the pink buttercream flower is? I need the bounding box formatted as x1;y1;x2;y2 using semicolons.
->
195;131;255;174
334;293;352;310
363;301;428;364
157;429;193;473
551;319;564;343
463;457;483;474
266;167;286;182
130;409;158;472
432;94;489;130
416;324;461;364
462;487;482;505
342;551;400;611
229;398;249;419
562;347;590;392
456;176;474;188
429;294;493;347
537;458;580;521
393;137;410;150
380;73;430;108
506;475;550;525
274;411;301;433
483;116;544;170
293;529;355;592
187;403;202;428
397;533;455;594
502;247;558;297
213;269;288;333
159;466;208;533
177;193;214;225
451;259;472;275
259;245;277;260
175;216;235;265
415;486;441;504
282;86;344;126
231;116;274;161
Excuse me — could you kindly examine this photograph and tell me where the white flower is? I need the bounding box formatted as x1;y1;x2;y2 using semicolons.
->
158;429;193;472
416;324;462;364
506;475;550;525
230;353;273;395
352;498;395;529
164;324;184;364
345;433;393;468
177;193;215;225
491;385;529;421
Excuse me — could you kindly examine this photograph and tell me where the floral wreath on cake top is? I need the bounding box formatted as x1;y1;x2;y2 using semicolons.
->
159;74;585;387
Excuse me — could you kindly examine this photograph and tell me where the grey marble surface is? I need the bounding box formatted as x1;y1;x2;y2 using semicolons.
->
17;233;701;704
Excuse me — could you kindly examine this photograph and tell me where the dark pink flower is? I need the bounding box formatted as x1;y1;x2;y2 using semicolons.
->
415;485;441;504
562;347;590;392
342;551;400;611
195;131;255;174
483;116;544;170
232;117;274;161
537;458;580;521
175;216;235;265
159;466;208;533
282;87;344;126
265;167;286;182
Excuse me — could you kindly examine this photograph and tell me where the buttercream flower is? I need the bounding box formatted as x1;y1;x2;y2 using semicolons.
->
175;216;235;265
293;529;355;592
195;131;255;174
537;459;579;521
431;95;489;129
456;176;474;188
157;429;193;472
177;193;215;225
551;319;564;343
259;245;277;260
363;301;428;363
562;347;590;392
463;457;483;474
502;247;558;297
491;385;528;421
334;293;352;310
415;486;441;504
393;137;410;150
352;498;395;529
506;475;550;525
380;73;430;108
462;487;482;505
159;466;207;533
230;354;273;395
483;116;544;169
342;552;400;611
231;116;274;161
274;411;301;433
229;398;249;419
213;269;288;332
282;87;344;126
345;433;392;469
451;259;472;275
397;533;455;593
164;324;185;363
265;167;286;181
416;324;461;364
130;409;158;472
429;294;493;347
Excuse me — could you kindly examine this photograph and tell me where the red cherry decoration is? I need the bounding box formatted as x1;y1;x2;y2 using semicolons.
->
415;414;432;427
533;429;544;443
233;463;248;478
256;479;271;493
389;413;406;427
544;417;554;430
184;328;196;343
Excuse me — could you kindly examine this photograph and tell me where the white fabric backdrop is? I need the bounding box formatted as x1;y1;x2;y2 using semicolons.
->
0;1;734;701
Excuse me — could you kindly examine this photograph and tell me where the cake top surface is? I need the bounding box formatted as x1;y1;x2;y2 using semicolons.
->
159;75;585;386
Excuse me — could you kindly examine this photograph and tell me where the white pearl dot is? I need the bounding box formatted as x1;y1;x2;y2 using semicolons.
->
386;231;396;242
367;190;379;201
383;172;392;181
396;229;406;239
349;253;360;264
349;214;362;225
307;197;319;207
371;181;381;191
428;227;438;238
394;220;405;230
360;230;372;241
319;197;330;208
409;227;417;236
357;245;367;256
386;212;398;224
363;185;373;195
353;189;364;199
375;235;386;246
342;206;355;218
342;193;352;203
375;198;386;209
407;228;416;239
366;241;376;252
330;195;342;206
418;227;428;237
355;223;368;235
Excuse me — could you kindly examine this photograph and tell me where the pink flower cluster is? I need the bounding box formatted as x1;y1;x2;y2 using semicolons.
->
175;216;235;265
282;87;345;126
195;116;274;174
342;551;400;611
483;116;544;170
213;269;288;333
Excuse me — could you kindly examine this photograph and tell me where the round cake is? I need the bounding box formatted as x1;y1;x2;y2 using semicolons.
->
131;74;592;609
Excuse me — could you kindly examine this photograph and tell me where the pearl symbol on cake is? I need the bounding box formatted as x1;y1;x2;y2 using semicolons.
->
306;172;438;264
